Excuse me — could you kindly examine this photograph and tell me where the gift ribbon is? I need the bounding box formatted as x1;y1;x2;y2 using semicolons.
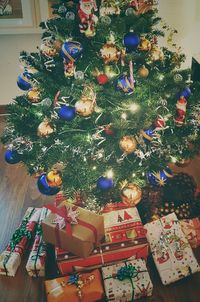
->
45;204;98;243
3;208;36;275
104;262;146;302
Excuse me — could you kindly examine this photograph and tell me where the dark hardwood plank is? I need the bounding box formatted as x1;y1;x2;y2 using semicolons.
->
0;117;200;302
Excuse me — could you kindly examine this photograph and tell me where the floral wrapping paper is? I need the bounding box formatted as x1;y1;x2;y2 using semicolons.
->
0;207;41;276
26;207;50;277
102;206;147;244
144;213;200;285
45;269;104;302
180;218;200;248
102;258;153;301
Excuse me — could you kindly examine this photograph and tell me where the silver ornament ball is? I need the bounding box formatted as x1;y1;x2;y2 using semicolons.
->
41;98;52;107
65;11;75;20
74;71;84;80
125;8;134;16
100;16;111;25
174;74;183;83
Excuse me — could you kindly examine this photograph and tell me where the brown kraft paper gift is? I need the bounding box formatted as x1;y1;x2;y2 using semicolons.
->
42;202;104;258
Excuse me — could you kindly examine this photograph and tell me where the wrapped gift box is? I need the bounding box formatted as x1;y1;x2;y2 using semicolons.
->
26;207;50;277
0;207;41;276
102;258;153;301
144;213;200;285
102;203;147;243
42;202;104;258
180;218;200;248
45;269;104;302
55;238;149;275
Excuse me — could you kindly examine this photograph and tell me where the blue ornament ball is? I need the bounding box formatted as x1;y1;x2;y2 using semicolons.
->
116;75;136;94
37;174;60;196
97;176;114;191
123;32;140;52
5;149;21;164
147;167;173;187
17;71;32;91
58;105;76;121
61;41;83;63
177;87;191;99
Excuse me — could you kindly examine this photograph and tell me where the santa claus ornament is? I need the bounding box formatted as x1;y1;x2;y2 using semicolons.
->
175;96;187;126
78;0;98;38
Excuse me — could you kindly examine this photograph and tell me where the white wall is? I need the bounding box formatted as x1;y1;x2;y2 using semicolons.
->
0;34;41;105
0;0;200;105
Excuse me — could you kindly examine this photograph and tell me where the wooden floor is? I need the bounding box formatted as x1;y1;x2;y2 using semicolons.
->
0;116;200;302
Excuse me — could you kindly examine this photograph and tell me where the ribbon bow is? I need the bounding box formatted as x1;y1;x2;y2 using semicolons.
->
116;264;138;281
45;204;79;237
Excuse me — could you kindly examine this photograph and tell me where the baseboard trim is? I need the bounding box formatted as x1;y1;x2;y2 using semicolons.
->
0;105;7;115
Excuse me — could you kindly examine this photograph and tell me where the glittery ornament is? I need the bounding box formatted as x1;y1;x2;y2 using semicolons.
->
125;7;134;16
75;96;94;117
27;88;40;103
174;74;183;83
119;136;137;154
138;65;149;78
37;174;60;196
97;73;109;85
147;167;173;187
65;11;75;20
150;45;164;61
41;98;52;107
121;182;142;206
138;36;151;51
74;70;85;80
37;120;54;137
100;15;111;25
100;41;120;64
47;170;62;187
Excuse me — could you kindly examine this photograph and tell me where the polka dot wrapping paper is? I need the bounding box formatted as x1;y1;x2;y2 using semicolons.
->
144;213;200;285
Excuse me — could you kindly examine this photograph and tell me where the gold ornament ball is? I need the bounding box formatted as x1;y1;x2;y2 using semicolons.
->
138;65;149;78
138;36;151;51
100;42;120;64
121;183;142;206
47;170;62;187
75;96;94;117
37;120;54;137
119;136;137;154
150;45;164;61
27;88;40;103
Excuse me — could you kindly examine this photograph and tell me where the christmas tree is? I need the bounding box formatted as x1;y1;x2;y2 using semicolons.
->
2;0;200;210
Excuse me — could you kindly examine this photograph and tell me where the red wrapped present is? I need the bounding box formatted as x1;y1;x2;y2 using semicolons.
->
180;218;200;248
0;207;41;276
55;237;148;275
101;203;147;243
26;207;50;277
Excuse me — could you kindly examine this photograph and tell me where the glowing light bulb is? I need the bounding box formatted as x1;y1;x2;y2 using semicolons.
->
171;156;177;163
92;166;97;170
129;103;139;113
142;172;145;176
121;113;127;120
158;74;164;81
106;169;114;178
132;173;136;177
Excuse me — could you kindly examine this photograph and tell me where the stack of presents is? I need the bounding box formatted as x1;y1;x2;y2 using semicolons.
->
0;197;200;301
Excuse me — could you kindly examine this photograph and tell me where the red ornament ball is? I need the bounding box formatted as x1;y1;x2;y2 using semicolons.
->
104;124;114;135
97;74;109;85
